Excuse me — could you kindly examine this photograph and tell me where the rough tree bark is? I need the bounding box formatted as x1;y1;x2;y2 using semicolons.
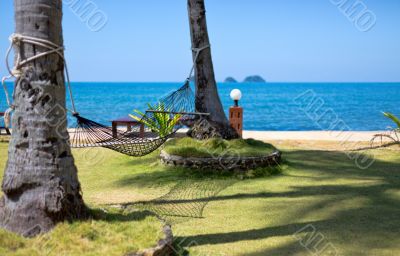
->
0;0;86;237
187;0;239;139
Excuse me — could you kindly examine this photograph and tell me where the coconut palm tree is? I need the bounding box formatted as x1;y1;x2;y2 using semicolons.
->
187;0;238;139
0;0;86;237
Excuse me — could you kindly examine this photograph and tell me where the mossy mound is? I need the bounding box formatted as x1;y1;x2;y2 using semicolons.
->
163;137;277;158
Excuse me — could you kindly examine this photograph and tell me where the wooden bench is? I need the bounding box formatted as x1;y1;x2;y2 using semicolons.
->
111;116;144;138
0;112;11;135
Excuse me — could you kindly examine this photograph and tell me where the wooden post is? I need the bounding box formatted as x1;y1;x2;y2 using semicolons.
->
229;106;243;138
139;124;145;138
112;121;118;138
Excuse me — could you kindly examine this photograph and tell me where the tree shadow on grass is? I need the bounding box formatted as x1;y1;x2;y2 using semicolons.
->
115;163;240;189
88;207;156;223
173;149;400;254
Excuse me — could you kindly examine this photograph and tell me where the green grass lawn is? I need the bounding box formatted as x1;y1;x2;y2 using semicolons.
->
0;143;164;256
0;139;400;255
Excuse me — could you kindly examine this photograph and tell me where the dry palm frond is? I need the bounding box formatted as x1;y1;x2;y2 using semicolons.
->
370;112;400;149
370;130;400;149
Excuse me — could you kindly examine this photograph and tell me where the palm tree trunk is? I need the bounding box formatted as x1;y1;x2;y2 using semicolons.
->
0;0;86;237
187;0;238;139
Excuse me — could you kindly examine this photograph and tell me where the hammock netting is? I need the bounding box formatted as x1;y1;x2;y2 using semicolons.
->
122;179;237;222
70;81;203;157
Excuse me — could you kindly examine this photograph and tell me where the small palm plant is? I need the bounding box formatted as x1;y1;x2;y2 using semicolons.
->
130;103;182;137
370;112;400;149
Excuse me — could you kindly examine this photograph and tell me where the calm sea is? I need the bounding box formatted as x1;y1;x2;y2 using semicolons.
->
1;82;399;131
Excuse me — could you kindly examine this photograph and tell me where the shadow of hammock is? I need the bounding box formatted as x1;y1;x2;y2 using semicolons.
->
121;179;237;224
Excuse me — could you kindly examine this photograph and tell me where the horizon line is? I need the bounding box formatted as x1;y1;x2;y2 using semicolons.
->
3;81;400;84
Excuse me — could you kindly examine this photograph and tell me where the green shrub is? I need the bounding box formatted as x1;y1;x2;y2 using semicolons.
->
130;103;181;137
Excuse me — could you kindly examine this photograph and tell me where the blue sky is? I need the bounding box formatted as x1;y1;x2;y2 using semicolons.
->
0;0;399;82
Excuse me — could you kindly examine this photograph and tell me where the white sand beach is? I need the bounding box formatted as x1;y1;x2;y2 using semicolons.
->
243;131;390;142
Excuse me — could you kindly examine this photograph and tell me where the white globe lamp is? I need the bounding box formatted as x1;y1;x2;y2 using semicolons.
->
230;89;242;107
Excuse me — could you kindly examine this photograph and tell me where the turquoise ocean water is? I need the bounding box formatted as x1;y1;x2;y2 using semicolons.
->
1;82;399;131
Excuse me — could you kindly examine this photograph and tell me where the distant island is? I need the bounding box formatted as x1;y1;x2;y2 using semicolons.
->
224;77;238;83
243;75;266;83
224;76;266;83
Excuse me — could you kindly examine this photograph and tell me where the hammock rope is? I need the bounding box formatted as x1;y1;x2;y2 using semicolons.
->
69;81;201;156
2;33;210;156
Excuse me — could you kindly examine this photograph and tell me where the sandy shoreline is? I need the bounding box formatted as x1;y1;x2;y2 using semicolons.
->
242;131;389;142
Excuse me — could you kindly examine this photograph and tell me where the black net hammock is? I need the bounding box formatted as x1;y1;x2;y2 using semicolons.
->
70;81;207;157
2;34;211;157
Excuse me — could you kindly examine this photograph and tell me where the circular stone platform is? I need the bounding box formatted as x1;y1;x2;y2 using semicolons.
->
160;150;282;171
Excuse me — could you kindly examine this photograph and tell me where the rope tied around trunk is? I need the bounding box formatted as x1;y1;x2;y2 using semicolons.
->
2;33;78;118
187;45;210;81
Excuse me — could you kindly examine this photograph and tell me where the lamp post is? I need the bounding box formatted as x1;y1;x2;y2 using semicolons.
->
229;89;243;138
